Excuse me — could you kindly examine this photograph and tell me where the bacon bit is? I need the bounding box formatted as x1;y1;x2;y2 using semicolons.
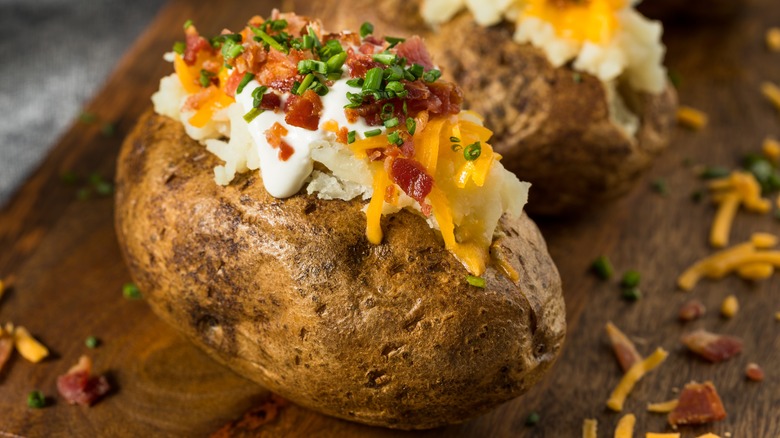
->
350;81;463;126
613;413;635;438
256;49;307;91
668;381;726;426
605;322;643;372
233;43;268;76
607;347;669;412
346;47;383;78
0;328;12;374
648;399;679;413
678;299;706;322
284;89;323;130
720;295;739;318
745;363;765;381
265;122;295;161
336;127;349;144
224;70;244;97
384;184;399;205
211;394;289;438
388;157;434;208
56;355;111;406
258;92;282;111
394;36;435;70
184;26;215;66
681;329;742;363
582;419;597;438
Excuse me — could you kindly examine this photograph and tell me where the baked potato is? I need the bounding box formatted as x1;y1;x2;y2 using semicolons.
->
295;0;678;216
115;13;566;430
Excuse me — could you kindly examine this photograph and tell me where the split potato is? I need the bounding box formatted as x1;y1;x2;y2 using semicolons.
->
115;111;566;429
296;0;678;215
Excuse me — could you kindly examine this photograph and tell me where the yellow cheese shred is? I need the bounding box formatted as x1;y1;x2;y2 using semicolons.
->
582;418;598;438
646;434;680;438
174;54;200;94
708;171;772;248
607;347;668;412
366;163;390;245
188;87;235;128
646;399;679;413
614;413;636;438
13;326;49;363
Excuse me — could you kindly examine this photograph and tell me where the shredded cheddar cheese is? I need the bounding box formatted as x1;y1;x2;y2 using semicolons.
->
761;81;780;111
366;163;390;245
583;418;598;438
696;434;721;438
763;137;780;163
646;434;680;438
676;106;708;130
524;0;625;43
174;54;201;94
614;413;636;438
708;171;772;248
13;326;49;363
720;295;739;318
647;399;679;413
768;27;780;52
607;347;669;412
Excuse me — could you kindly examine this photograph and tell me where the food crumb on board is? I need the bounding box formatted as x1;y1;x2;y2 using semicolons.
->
745;363;765;381
582;418;597;438
646;433;679;438
613;413;635;438
679;299;706;321
767;27;780;52
761;81;780;111
607;348;668;411
668;381;726;426
763;137;780;163
720;295;739;318
676;106;708;130
647;399;679;413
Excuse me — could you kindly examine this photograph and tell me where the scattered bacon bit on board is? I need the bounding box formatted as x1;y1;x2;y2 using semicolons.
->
681;329;743;363
605;321;643;372
211;394;289;437
668;381;726;426
56;355;111;406
745;363;765;381
678;299;706;322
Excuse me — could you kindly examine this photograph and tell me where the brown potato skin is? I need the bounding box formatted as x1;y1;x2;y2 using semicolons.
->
293;0;678;216
115;111;566;429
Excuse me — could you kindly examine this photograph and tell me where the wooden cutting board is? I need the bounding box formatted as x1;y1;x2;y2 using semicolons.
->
1;0;778;436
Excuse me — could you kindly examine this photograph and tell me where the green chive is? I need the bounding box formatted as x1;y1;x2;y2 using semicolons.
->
76;187;91;201
298;59;328;75
451;143;462;152
422;69;441;83
311;81;329;96
123;282;142;300
236;73;254;95
466;275;486;288
408;64;424;79
384;117;399;128
79;112;96;124
384;81;405;93
387;131;402;145
307;27;321;48
572;72;582;83
243;107;264;123
364;129;382;137
383;65;404;81
101;122;115;137
449;136;460;143
372;53;397;65
199;69;213;88
622;287;642;301
60;171;78;185
464;142;481;161
699;166;731;180
296;74;315;95
346;78;364;87
406;118;416;135
591;256;613;280
183;19;193;30
85;336;100;349
620;270;641;288
525;412;540;426
668;70;682;89
253;28;287;53
251;85;268;108
362;68;383;91
360;22;374;38
380;103;395;121
94;181;114;196
385;36;405;47
223;42;244;60
326;52;347;73
301;35;315;50
27;391;46;409
650;178;668;196
172;41;185;55
347;131;356;144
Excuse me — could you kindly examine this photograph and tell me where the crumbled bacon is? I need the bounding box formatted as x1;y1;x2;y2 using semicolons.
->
605;322;642;372
211;394;289;437
284;89;323;130
259;92;282;111
233;42;268;76
256;49;309;92
678;299;706;322
224;70;244;97
182;86;217;112
668;381;726;426
388;157;434;209
265;122;295;161
336;127;349;144
0;332;12;373
346;47;383;79
56;355;110;406
681;329;743;363
394;36;434;70
184;27;214;66
745;363;765;381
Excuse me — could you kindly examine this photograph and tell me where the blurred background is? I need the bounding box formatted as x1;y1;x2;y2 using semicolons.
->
0;0;166;206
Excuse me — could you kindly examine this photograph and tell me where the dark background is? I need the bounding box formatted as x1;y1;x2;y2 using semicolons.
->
0;0;166;206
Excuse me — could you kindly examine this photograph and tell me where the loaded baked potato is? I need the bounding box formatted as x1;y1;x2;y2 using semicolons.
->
115;12;565;429
296;0;678;215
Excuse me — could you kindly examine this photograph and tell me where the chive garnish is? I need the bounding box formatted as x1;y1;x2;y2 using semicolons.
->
384;117;399;128
525;412;540;426
620;270;641;288
298;59;328;75
422;69;441;83
27;391;46;409
123;282;142;300
253;27;287;53
347;131;356;144
172;41;185;55
463;142;481;161
372;53;397;65
362;68;383;91
243;107;264;123
650;178;668;196
699;166;731;180
406;117;416;135
296;74;315;95
199;69;214;88
183;19;193;30
236;73;254;95
364;129;382;137
622;287;642;301
346;78;364;87
251;85;269;108
387;131;402;145
466;275;486;288
449;136;460;143
360;22;374;38
85;336;100;349
591;256;613;280
326;52;347;73
385;36;405;47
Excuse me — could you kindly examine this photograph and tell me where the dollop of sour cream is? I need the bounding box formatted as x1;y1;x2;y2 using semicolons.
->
234;77;374;198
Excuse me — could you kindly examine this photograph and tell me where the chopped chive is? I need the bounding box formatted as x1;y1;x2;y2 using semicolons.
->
101;122;115;137
85;336;100;349
347;130;356;144
251;85;268;108
346;78;364;87
622;287;642;301
243;107;264;123
620;270;641;288
466;275;486;288
385;36;405;47
463;141;481;161
60;170;78;185
572;72;582;83
79;112;96;124
408;64;424;79
449;136;460;143
650;178;668;196
236;73;254;95
172;41;185;55
372;53;397;65
296;74;315;95
326;52;347;73
591;255;613;280
123;282;142;300
302;34;315;50
383;65;404;81
384;117;399;128
183;19;193;30
380;103;395;121
297;59;328;75
525;412;540;426
27;391;46;409
402;100;408;114
76;187;91;201
253;28;287;53
307;27;321;49
362;68;383;91
406;117;416;135
94;181;114;196
199;69;214;88
451;143;462;152
360;22;374;38
364;129;382;137
223;42;244;60
387;131;402;145
699;166;731;180
422;69;441;83
311;81;329;96
384;81;405;93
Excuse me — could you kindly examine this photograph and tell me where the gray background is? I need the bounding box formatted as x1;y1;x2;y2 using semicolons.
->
0;0;166;207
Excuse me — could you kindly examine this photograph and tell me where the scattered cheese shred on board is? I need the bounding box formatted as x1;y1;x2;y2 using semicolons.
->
647;399;679;413
13;326;49;363
696;434;721;438
607;347;669;412
676;106;708;129
767;27;780;52
605;322;643;372
614;413;635;438
761;81;780;111
720;295;739;318
646;434;680;438
583;418;598;438
707;172;771;248
763;137;780;163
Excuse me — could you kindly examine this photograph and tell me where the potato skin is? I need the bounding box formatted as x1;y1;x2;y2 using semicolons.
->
294;0;678;216
115;111;565;429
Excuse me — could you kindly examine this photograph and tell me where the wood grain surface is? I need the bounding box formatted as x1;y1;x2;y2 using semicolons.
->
1;0;778;436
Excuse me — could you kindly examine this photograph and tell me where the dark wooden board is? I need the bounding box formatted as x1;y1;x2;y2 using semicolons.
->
1;0;779;436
